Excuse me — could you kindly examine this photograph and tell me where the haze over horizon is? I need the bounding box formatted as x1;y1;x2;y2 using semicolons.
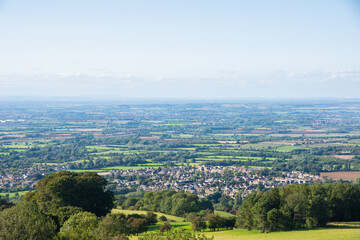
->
1;0;360;99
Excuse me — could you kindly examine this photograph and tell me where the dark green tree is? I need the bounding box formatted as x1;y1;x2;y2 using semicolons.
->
0;196;14;212
145;212;158;225
127;217;149;235
24;171;114;217
96;214;131;239
206;213;222;231
159;221;172;232
190;216;207;232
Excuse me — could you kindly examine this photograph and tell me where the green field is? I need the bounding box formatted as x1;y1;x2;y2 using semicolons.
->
203;226;360;240
0;190;29;197
118;210;360;240
214;210;235;218
111;209;186;222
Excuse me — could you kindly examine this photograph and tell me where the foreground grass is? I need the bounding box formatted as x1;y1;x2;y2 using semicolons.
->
203;226;360;240
131;227;360;240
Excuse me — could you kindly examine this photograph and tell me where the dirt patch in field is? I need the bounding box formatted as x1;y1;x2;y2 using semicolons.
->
320;171;360;181
218;141;237;144
139;136;160;141
98;171;111;176
330;155;355;160
69;128;103;132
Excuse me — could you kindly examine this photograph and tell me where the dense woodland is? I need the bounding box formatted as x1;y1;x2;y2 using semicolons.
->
236;182;360;232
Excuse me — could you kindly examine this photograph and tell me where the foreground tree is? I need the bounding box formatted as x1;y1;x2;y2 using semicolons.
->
190;216;207;232
24;171;114;217
0;201;57;240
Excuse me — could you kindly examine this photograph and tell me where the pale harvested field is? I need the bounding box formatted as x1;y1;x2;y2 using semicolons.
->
139;136;160;140
69;128;103;132
331;155;355;160
320;171;360;181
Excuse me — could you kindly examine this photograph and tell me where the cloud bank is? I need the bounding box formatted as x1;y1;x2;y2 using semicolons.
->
1;69;360;99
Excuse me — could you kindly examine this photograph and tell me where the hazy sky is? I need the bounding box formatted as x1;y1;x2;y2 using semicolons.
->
0;0;360;99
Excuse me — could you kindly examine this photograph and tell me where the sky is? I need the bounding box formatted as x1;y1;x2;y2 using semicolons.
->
0;0;360;99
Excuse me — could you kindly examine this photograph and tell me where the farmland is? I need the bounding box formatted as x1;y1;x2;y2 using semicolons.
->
0;100;360;239
1;100;360;201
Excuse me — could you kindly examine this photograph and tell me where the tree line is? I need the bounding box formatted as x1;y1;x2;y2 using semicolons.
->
236;182;360;232
135;190;214;216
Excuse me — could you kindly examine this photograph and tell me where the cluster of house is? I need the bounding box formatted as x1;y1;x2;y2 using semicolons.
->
0;165;66;192
0;163;324;199
108;165;324;198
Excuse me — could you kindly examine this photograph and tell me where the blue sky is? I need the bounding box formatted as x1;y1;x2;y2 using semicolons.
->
0;0;359;98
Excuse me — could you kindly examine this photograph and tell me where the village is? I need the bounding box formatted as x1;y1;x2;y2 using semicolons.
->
108;165;324;198
0;164;324;199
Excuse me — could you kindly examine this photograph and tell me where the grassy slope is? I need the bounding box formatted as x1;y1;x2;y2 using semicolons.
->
214;210;235;218
117;210;360;240
111;209;185;222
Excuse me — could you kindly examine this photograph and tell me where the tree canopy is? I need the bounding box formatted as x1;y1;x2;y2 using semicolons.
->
236;182;360;232
24;171;114;217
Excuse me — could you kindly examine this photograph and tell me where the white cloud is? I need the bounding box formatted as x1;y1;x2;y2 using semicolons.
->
0;69;359;98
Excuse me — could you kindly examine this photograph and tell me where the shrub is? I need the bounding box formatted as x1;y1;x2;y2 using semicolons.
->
159;221;172;232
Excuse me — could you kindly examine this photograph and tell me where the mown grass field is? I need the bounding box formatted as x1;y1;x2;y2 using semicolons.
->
131;222;360;240
203;226;360;240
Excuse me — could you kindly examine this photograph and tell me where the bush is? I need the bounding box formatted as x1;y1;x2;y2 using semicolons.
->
145;212;158;225
190;216;207;232
159;221;172;232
